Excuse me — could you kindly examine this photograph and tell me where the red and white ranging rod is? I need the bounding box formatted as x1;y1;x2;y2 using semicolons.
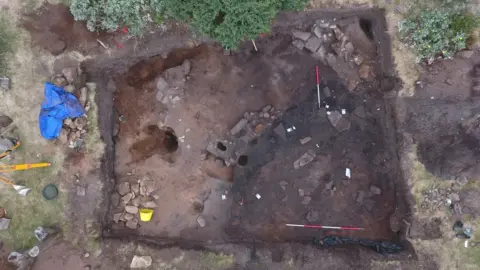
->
286;223;365;231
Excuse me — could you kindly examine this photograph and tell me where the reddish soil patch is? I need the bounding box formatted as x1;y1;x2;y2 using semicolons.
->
22;3;111;55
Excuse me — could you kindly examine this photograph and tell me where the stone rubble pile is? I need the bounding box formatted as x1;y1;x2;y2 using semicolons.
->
52;67;94;149
111;175;159;229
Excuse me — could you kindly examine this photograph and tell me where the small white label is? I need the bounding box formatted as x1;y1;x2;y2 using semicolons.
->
256;193;261;199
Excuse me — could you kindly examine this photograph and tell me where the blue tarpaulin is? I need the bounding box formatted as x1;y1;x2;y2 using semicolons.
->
39;82;86;139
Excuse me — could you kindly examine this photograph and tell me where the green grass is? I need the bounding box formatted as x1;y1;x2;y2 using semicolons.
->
0;134;66;250
200;252;235;270
0;12;16;75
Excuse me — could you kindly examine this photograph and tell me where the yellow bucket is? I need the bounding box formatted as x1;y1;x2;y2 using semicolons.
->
139;208;154;222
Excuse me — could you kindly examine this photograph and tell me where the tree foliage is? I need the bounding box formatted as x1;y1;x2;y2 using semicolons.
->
70;0;308;48
399;10;478;61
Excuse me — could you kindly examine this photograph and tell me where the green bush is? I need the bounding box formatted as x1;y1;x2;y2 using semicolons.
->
70;0;308;48
399;10;478;61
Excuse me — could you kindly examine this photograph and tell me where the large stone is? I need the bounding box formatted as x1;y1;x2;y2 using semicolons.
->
230;118;248;136
0;77;11;90
122;193;133;204
292;39;305;50
130;255;152;268
125;206;139;214
58;128;69;145
313;26;324;39
51;74;68;87
62;67;78;84
294;150;316;169
304;36;323;52
356;191;365;204
358;63;374;81
124;213;134;221
156;77;169;92
273;123;287;141
369;185;381;195
0;218;10;230
327;111;351;132
306;209;320;222
353;105;366;118
0;115;12;129
126;219;138;230
197;215;206;227
312;46;326;63
182;59;192;75
131;197;141;207
113;213;122;223
74;117;87;130
301;196;312;205
118;182;130;196
292;30;311;41
142;201;157;208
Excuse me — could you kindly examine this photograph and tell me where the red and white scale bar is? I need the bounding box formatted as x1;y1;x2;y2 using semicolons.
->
286;223;365;231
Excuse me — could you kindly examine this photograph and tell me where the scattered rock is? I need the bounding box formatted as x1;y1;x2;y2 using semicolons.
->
0;77;11;90
358;63;374;81
333;27;344;40
345;42;354;55
0;115;12;129
0;218;10;230
64;85;75;93
450;193;460;202
76;186;86;196
118;182;130;196
122;193;133;204
125;206;138;214
293;150;316;169
156;77;169;92
113;213;122;223
353;105;366;118
300;137;312;144
230;118;248;136
369;185;381;195
254;123;265;134
74;117;87;130
262;105;272;112
298;188;305;197
347;80;359;91
51;74;68;87
131;197;141;207
306;209;320;222
215;158;225;168
58;128;69;144
327;111;351;132
458;50;474;59
274;123;287;141
182;59;192;75
292;30;311;41
142;201;157;208
124;213;134;221
356;191;365;204
362;198;375;212
292;40;305;50
445;78;454;85
301;196;312;205
171;96;181;104
130;255;152;268
313;26;323;39
353;54;365;66
323;87;331;97
197;215;206;227
279;180;288;187
62;67;78;84
144;181;156;194
156;90;164;102
79;87;88;107
131;184;140;195
126;219;138;230
315;21;330;28
312;45;326;63
304;36;323;52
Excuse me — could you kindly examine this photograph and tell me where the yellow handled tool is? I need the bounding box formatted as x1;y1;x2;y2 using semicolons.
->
0;162;51;172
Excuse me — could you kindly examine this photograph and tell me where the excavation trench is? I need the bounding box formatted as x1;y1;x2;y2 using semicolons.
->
87;8;413;258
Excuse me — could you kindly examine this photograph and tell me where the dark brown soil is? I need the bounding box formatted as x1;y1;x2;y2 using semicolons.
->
22;3;112;55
